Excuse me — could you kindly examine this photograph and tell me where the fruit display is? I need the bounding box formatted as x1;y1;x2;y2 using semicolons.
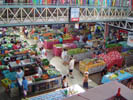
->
106;43;122;52
79;58;105;74
109;74;118;79
47;68;61;77
68;48;88;55
0;65;9;70
63;34;72;40
120;70;125;74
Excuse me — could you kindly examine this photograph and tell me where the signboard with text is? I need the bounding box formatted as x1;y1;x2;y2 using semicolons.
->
70;8;80;22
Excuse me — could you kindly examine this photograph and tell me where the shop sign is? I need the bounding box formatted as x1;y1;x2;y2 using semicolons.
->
119;29;128;34
127;32;133;47
70;8;80;22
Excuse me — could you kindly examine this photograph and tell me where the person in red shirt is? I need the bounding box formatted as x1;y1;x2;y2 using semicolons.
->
13;43;18;50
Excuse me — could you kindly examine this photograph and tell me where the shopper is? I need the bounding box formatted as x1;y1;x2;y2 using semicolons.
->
62;75;68;88
1;38;7;44
37;67;43;77
68;56;75;78
59;35;63;44
13;43;18;50
83;72;89;89
24;28;28;38
61;49;68;65
16;68;24;97
22;77;28;98
41;47;47;59
79;34;83;42
127;78;133;89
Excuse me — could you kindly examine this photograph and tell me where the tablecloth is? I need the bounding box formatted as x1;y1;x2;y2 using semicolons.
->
44;37;79;49
98;51;123;69
29;84;85;100
101;71;133;84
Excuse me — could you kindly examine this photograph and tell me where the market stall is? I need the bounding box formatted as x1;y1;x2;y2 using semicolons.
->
98;51;123;70
79;58;105;74
28;84;85;100
67;48;92;62
53;43;77;56
44;36;79;49
101;70;133;84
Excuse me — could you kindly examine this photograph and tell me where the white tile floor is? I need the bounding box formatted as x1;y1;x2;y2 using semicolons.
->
50;57;98;88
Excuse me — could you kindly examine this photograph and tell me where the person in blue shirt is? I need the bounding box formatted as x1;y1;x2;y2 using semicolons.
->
88;32;92;40
22;77;28;98
59;35;63;44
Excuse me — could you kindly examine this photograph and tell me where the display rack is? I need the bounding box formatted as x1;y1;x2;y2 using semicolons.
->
27;76;62;95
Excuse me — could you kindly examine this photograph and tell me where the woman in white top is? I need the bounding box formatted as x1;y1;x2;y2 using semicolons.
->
61;49;68;65
62;75;68;88
68;56;75;79
37;67;43;77
41;47;47;59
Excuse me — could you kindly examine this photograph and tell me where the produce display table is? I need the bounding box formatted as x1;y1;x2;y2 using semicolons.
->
28;84;85;100
53;43;77;56
98;51;123;69
44;37;79;49
9;59;35;71
79;59;105;74
101;71;133;84
71;52;92;62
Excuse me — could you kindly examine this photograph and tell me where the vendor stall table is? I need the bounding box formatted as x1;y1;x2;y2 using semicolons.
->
9;59;36;71
44;37;79;49
71;52;93;62
79;59;105;74
28;84;85;100
101;71;133;84
27;75;62;95
53;43;77;56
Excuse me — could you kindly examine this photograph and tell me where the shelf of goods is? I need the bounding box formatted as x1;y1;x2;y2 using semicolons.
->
53;43;77;56
98;51;123;70
101;70;133;84
28;84;85;100
79;58;105;74
67;48;92;62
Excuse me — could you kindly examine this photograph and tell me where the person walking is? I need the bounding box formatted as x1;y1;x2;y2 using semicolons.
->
22;77;28;99
68;56;75;78
61;49;68;65
83;72;89;89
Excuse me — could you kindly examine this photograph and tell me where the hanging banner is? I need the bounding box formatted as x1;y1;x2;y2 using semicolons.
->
70;8;80;22
127;32;133;47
